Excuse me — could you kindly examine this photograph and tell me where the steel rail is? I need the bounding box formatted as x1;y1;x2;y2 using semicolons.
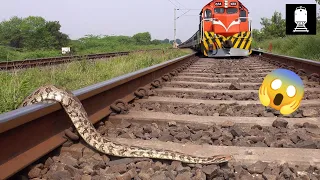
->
0;48;171;71
251;50;320;76
0;52;197;180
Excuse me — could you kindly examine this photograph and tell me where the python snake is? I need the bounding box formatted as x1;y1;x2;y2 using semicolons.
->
20;85;233;164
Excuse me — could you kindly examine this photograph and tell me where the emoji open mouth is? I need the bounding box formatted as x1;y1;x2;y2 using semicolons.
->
273;93;283;106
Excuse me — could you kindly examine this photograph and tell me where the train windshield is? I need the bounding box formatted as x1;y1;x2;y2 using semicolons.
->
227;8;238;14
204;9;212;18
214;8;224;14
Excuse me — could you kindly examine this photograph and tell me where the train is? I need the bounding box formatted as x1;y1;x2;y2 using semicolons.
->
178;0;252;57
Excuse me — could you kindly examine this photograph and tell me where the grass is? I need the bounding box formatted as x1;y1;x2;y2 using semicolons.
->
75;44;171;55
0;48;192;114
0;44;172;62
253;34;320;61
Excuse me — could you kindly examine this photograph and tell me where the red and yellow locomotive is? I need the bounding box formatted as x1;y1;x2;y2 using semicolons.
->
179;0;252;57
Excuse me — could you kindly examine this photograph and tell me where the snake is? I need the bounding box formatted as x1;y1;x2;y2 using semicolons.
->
20;85;233;164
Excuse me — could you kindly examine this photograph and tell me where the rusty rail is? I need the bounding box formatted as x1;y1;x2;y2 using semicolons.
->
251;50;320;77
0;52;197;180
0;48;170;71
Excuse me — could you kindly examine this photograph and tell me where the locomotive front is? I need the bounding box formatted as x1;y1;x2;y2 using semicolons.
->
200;0;252;57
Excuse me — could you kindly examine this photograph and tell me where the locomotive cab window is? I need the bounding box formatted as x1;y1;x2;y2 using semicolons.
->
240;10;247;22
227;8;238;14
214;8;224;14
204;9;212;18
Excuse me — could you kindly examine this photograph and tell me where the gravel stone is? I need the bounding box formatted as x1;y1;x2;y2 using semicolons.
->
272;119;288;128
170;161;183;171
164;170;176;179
194;169;206;180
64;165;78;177
247;161;268;174
44;157;54;168
28;167;41;179
50;170;71;180
303;122;319;128
119;119;131;128
191;131;203;141
262;173;277;180
295;140;318;149
201;164;219;176
106;164;127;174
175;171;192;180
175;131;190;140
83;165;93;175
138;172;151;180
60;143;84;160
136;161;152;170
302;109;318;117
59;153;78;167
81;175;92;180
230;124;248;137
65;129;80;141
151;172;167;180
115;169;136;180
229;82;241;90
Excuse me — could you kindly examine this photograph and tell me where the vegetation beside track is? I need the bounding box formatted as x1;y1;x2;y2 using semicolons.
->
0;49;192;114
0;16;180;61
0;43;171;62
253;34;320;61
252;2;320;61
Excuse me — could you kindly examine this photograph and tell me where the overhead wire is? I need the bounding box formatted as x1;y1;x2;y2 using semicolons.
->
167;0;179;8
173;0;187;10
167;0;188;14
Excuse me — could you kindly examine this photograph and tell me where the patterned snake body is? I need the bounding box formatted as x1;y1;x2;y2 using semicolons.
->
21;85;232;164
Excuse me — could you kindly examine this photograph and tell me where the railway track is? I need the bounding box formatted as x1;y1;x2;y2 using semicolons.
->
0;48;168;71
0;50;320;179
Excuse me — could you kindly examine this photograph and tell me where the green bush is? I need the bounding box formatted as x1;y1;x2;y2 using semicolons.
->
0;46;20;60
254;34;320;61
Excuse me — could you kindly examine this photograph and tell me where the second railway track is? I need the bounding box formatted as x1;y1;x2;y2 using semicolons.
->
0;48;168;71
1;51;320;179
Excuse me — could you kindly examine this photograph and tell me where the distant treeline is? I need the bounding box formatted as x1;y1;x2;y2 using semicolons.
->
0;16;182;61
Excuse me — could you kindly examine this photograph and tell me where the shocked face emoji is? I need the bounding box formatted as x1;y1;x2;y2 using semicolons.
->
259;69;304;115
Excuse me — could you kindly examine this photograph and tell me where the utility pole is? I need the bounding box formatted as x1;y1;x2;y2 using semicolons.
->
174;8;177;48
173;8;200;48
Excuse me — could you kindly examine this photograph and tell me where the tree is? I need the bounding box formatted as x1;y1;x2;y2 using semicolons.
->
132;32;151;45
252;29;264;42
176;39;182;44
260;11;286;39
151;39;161;45
162;39;170;43
0;16;24;48
0;16;70;50
45;21;70;48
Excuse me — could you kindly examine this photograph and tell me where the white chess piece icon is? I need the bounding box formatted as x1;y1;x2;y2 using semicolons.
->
293;6;309;32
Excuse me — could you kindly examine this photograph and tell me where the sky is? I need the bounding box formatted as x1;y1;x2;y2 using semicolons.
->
0;0;318;42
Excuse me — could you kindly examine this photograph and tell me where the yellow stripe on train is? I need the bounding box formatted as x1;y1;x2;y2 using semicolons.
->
202;31;252;51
